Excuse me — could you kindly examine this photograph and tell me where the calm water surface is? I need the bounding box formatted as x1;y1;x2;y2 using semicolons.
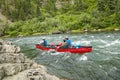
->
4;32;120;80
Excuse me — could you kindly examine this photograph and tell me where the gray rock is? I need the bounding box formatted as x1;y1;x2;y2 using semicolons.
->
0;66;5;80
0;40;62;80
1;45;20;53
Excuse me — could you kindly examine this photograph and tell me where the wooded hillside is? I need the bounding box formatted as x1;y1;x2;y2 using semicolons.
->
0;0;120;36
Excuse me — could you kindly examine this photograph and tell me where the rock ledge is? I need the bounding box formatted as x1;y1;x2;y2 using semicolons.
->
0;39;61;80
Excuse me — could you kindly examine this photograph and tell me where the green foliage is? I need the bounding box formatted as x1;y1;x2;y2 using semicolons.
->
0;0;120;37
42;0;57;16
115;0;120;24
74;0;88;11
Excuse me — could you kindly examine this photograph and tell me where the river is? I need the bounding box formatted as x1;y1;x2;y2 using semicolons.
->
4;32;120;80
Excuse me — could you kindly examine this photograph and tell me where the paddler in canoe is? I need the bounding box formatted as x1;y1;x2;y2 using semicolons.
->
59;37;72;48
40;38;48;46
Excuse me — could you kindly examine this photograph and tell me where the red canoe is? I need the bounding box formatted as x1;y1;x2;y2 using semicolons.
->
36;44;92;54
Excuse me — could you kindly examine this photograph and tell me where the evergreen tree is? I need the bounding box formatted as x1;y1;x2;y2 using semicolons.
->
43;0;57;15
19;7;25;20
74;0;87;11
115;0;120;24
97;0;106;12
36;5;41;17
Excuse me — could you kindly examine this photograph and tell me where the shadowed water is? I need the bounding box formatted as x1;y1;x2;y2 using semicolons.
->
4;32;120;80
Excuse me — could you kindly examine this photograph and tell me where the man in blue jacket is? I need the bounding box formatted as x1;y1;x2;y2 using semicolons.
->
41;39;48;46
60;37;72;48
65;37;72;48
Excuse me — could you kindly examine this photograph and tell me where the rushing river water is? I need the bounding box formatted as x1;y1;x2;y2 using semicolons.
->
4;32;120;80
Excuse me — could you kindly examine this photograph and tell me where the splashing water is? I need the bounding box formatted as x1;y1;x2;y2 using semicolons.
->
4;32;120;80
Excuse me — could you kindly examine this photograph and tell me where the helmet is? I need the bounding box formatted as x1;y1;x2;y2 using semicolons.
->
42;37;45;40
65;36;68;39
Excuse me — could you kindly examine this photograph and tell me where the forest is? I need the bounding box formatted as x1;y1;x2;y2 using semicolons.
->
0;0;120;36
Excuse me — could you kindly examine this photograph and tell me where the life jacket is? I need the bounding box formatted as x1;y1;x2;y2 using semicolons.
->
66;39;72;47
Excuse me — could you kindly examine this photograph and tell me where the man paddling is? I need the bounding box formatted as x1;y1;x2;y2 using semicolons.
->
40;38;48;46
60;37;72;48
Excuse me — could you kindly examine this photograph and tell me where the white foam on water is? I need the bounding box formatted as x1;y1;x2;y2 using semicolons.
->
99;65;102;68
55;59;59;63
41;52;46;55
77;55;88;61
91;36;95;38
14;39;21;43
113;67;117;70
107;35;111;37
59;35;63;38
100;39;108;44
62;54;70;60
72;41;91;46
110;52;120;54
104;39;120;47
50;52;61;55
98;39;120;48
75;55;88;63
81;41;91;45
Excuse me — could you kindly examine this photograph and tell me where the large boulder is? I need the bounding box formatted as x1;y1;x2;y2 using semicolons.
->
0;39;63;80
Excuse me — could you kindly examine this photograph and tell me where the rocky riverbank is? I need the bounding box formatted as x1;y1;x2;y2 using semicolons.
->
0;39;65;80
